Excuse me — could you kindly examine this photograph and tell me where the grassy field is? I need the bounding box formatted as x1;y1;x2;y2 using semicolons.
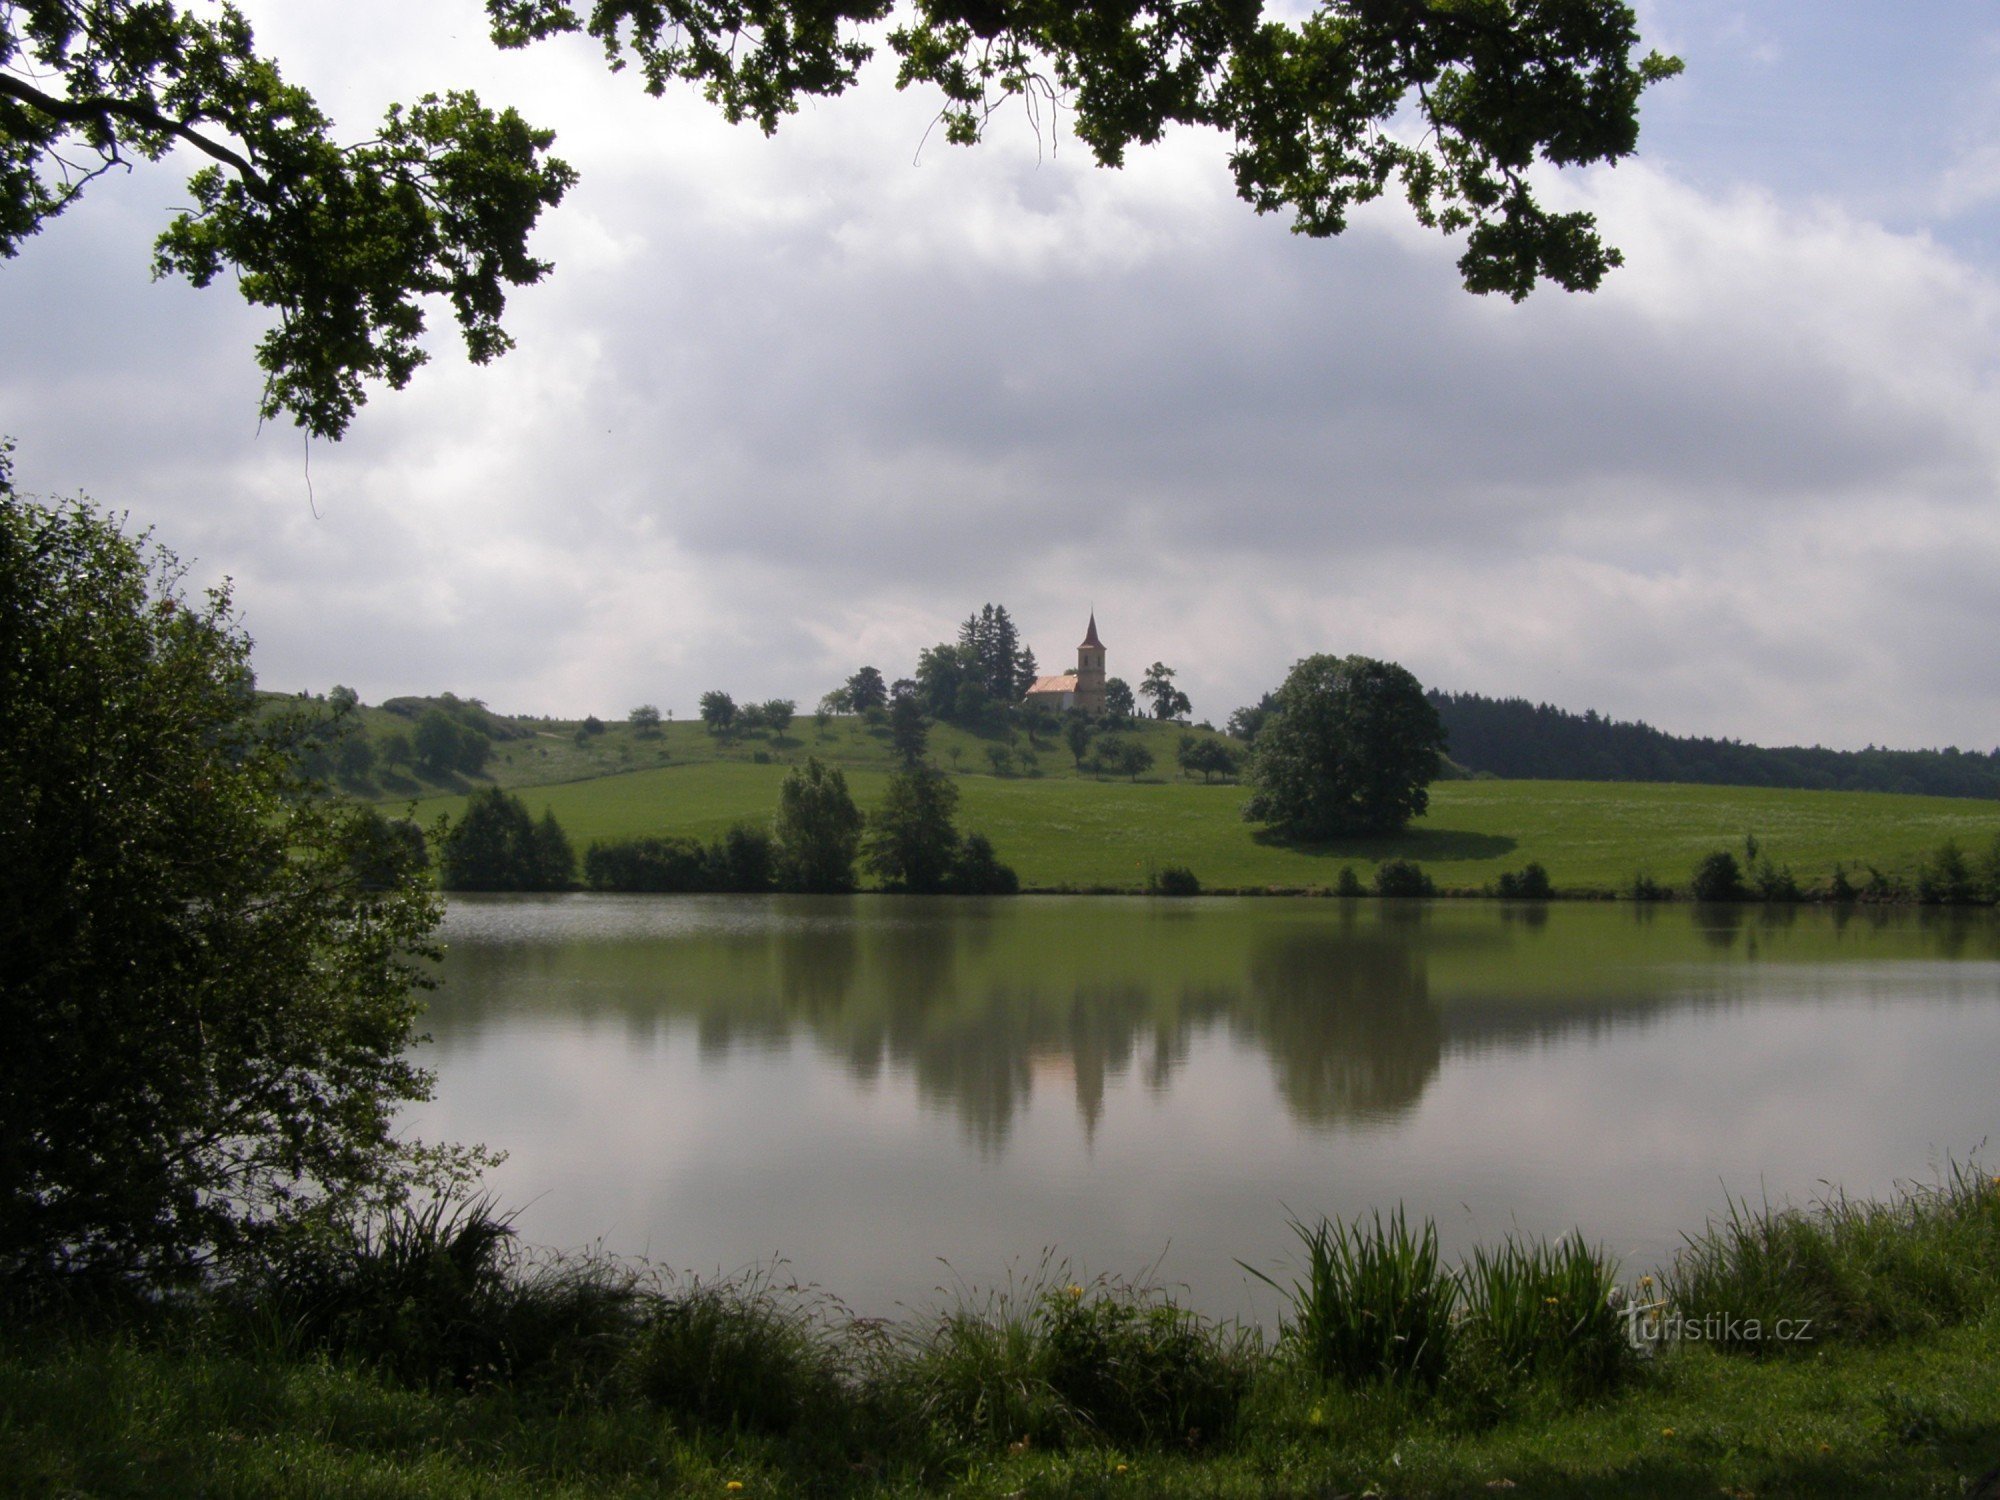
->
392;716;2000;893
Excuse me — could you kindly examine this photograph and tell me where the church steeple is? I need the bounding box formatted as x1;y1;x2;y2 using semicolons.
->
1074;610;1106;712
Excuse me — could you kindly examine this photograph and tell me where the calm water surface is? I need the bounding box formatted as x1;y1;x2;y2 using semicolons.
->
415;896;2000;1321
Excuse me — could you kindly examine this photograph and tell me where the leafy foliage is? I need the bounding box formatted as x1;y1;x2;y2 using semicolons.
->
491;0;1677;300
1142;661;1191;721
1;3;575;436
1245;654;1446;838
866;765;964;892
440;788;575;890
0;478;451;1286
1689;849;1747;902
773;756;864;892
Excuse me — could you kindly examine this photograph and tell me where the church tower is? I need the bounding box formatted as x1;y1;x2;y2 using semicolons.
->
1074;612;1106;713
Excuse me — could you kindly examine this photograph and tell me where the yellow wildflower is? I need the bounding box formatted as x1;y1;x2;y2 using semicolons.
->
1068;1284;1084;1299
1115;1464;1129;1475
1661;1428;1675;1438
725;1485;744;1494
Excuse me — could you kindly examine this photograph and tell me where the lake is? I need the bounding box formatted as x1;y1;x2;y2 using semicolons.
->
414;895;2000;1323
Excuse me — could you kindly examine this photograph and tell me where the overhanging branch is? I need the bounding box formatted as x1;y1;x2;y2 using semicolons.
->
0;72;270;196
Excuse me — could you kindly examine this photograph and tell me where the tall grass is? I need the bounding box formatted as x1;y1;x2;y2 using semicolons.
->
1666;1165;2000;1352
1459;1235;1628;1395
1248;1209;1456;1390
887;1266;1256;1452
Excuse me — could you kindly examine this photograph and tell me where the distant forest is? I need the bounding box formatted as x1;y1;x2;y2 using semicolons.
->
1429;691;2000;801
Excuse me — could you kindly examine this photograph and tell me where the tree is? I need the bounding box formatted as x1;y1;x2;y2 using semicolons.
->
1103;677;1137;721
1;477;450;1285
843;666;888;714
2;3;1674;436
1142;661;1192;721
1177;734;1240;783
413;707;465;777
440;788;574;889
760;698;796;736
1114;739;1155;782
1689;850;1746;902
699;689;737;734
866;765;963;893
629;703;663;738
1243;654;1446;838
773;756;864;893
914;642;971;719
1227;693;1277;744
1063;713;1093;769
889;692;930;767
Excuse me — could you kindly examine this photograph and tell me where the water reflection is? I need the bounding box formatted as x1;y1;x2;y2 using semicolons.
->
429;896;2000;1147
417;896;2000;1321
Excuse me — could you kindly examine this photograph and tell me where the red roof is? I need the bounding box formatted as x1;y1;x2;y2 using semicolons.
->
1079;612;1103;649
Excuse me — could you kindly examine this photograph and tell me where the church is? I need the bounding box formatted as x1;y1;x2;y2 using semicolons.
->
1021;613;1107;714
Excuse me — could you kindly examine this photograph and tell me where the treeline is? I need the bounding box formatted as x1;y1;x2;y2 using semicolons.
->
1429;691;2000;800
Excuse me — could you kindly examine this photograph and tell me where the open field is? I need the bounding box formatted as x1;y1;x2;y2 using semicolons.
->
395;729;2000;893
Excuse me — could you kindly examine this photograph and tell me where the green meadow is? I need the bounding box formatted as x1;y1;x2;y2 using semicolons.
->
392;717;2000;893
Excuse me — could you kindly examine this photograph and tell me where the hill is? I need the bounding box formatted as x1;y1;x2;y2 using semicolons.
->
1430;690;2000;800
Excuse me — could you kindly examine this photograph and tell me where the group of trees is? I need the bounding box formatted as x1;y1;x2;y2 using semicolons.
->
698;691;797;736
583;755;1017;895
1429;691;2000;800
438;789;575;891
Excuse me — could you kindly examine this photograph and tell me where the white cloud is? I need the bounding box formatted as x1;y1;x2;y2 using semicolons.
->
5;3;2000;749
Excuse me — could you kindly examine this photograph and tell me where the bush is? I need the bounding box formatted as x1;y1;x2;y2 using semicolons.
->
1373;859;1435;897
1036;1286;1252;1449
583;826;776;893
1150;864;1201;896
1;480;450;1287
893;1275;1251;1453
1629;871;1672;901
1334;865;1365;897
1690;850;1747;902
1494;862;1552;899
948;832;1020;895
1916;839;1982;905
620;1274;841;1436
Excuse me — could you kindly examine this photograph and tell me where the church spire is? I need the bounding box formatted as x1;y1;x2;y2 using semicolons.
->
1080;611;1102;649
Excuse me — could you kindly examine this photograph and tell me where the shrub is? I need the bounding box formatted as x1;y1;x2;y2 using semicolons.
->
1250;1210;1456;1390
621;1273;842;1436
1827;863;1859;902
1334;865;1365;897
948;833;1020;895
1151;865;1201;896
1629;871;1671;901
1916;839;1982;905
1;483;450;1287
1372;859;1435;898
584;835;711;892
1494;862;1552;899
1690;850;1747;902
1036;1286;1252;1449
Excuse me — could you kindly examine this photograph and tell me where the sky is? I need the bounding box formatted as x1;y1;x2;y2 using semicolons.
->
4;1;1999;750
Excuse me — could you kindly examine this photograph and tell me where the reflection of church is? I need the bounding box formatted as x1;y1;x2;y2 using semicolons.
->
1021;613;1108;714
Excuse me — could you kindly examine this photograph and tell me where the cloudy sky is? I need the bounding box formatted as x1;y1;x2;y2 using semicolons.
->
5;2;1999;750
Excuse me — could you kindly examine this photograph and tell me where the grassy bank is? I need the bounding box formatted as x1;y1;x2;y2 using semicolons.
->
396;752;2000;895
8;1173;2000;1497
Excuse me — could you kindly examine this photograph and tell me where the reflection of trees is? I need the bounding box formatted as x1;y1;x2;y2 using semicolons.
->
1240;928;1441;1127
430;897;2000;1154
